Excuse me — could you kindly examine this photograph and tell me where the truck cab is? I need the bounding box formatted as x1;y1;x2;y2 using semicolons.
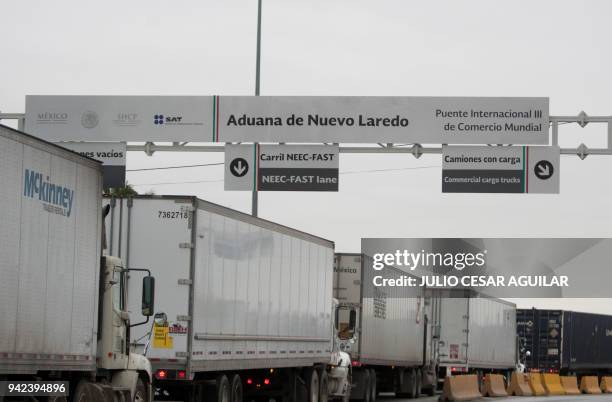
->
89;255;156;402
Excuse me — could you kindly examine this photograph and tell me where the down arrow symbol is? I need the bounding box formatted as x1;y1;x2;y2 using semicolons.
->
230;158;249;177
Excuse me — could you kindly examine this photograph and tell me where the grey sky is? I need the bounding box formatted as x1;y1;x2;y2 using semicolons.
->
2;0;612;313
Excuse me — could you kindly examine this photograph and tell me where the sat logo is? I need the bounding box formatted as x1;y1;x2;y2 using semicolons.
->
154;114;183;124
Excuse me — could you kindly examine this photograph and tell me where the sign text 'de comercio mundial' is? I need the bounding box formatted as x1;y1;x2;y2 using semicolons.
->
442;145;560;194
225;144;339;191
26;95;549;144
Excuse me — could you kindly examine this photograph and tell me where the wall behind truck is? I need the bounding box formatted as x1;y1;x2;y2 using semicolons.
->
0;125;102;373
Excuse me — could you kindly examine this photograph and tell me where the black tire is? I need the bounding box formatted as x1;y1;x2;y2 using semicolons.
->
394;369;408;398
408;369;417;399
363;369;371;402
230;374;243;402
369;370;377;402
304;367;320;402
134;378;147;402
319;370;329;402
72;380;95;402
216;375;231;402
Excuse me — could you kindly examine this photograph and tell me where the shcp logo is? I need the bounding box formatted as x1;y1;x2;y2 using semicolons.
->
154;115;164;125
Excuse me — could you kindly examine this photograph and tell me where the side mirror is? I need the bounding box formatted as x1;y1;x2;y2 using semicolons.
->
334;308;340;330
348;309;357;331
142;276;155;316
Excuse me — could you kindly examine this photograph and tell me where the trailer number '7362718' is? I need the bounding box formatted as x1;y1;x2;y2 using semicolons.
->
158;210;189;219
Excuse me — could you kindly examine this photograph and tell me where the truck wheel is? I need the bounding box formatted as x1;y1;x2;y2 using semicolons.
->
304;368;320;402
415;369;422;398
216;375;231;402
134;378;147;402
230;374;243;402
318;370;329;402
408;369;417;399
362;369;371;402
73;380;102;402
369;370;377;402
72;380;89;402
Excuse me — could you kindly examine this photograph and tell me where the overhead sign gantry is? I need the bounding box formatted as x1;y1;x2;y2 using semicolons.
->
24;95;548;144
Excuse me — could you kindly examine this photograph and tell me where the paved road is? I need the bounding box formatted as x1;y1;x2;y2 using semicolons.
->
157;394;612;402
381;393;612;402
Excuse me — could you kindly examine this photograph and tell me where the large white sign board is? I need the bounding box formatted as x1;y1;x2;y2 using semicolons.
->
25;95;549;144
216;96;549;144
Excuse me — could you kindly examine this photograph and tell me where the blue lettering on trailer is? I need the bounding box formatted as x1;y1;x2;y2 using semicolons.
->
23;169;75;217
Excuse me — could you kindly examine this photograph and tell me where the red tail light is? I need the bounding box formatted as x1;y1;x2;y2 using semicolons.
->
351;361;362;367
178;370;186;379
155;370;167;379
247;378;253;385
264;378;270;385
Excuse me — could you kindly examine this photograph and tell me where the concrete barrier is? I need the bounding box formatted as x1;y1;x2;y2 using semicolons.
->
527;373;546;396
439;375;482;402
601;376;612;393
482;374;508;397
507;372;532;396
580;376;602;394
560;376;581;395
541;373;565;395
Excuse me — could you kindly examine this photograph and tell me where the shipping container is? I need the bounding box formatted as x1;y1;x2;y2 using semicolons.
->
518;308;612;375
0;124;154;401
333;253;435;399
104;196;351;401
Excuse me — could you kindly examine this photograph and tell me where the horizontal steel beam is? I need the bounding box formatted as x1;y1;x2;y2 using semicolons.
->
125;143;612;157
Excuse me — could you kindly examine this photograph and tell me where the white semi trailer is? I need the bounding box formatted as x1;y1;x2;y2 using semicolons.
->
333;253;436;401
0;124;155;401
429;289;517;387
104;196;351;402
